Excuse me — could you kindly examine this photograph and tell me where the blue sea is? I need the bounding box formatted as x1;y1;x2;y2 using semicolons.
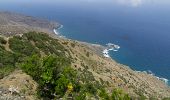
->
0;0;170;85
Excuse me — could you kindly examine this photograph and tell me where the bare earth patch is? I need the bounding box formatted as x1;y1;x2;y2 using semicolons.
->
0;70;38;100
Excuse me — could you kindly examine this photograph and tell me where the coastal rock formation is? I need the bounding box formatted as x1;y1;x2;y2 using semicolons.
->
0;12;60;36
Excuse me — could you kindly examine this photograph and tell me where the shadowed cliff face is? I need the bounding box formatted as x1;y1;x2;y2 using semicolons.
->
0;12;60;35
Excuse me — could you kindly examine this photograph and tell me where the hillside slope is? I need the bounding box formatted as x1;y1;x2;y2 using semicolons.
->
0;32;169;100
0;12;170;100
58;36;170;99
0;12;60;36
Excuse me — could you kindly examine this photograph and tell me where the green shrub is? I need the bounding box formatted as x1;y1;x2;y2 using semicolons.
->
74;91;86;100
24;32;68;57
0;45;5;50
9;36;39;56
0;37;7;44
24;31;49;42
21;55;73;99
70;43;76;48
99;88;109;100
86;52;90;57
163;97;170;100
21;55;42;80
111;89;131;100
0;47;17;78
0;32;132;99
0;66;15;79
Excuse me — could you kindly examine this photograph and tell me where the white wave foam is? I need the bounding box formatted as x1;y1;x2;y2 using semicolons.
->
113;49;118;51
106;43;120;49
157;77;169;84
53;29;59;35
102;43;169;85
103;43;120;58
53;24;64;35
53;26;169;85
103;49;110;58
146;70;169;84
136;70;169;85
58;25;63;29
53;25;67;39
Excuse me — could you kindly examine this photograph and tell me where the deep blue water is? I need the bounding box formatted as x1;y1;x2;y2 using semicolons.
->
0;0;170;84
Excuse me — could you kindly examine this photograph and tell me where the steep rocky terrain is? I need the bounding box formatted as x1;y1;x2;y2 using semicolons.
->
55;37;170;99
0;12;170;100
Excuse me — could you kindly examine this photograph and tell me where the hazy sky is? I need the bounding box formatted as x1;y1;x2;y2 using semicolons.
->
1;0;170;5
0;0;170;9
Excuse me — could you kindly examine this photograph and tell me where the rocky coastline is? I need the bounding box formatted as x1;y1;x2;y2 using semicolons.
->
0;11;170;99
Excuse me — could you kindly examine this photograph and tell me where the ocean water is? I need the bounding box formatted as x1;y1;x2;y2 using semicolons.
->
0;0;170;84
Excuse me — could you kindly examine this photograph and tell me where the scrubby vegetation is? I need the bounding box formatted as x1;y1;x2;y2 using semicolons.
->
0;37;7;44
0;42;17;78
0;32;132;99
21;55;131;99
